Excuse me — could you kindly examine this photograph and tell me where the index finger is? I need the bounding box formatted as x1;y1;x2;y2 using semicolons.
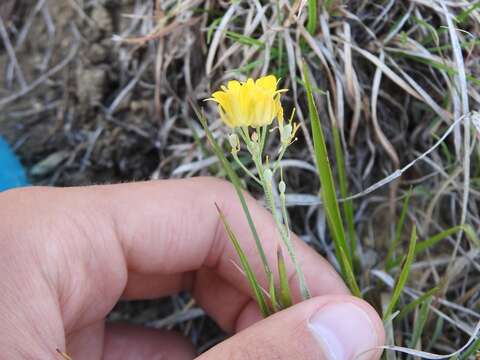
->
3;177;348;333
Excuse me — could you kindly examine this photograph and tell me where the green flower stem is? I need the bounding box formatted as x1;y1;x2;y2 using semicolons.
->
232;152;262;185
279;188;290;239
272;144;287;174
253;153;311;300
239;127;253;148
259;125;268;153
237;124;310;301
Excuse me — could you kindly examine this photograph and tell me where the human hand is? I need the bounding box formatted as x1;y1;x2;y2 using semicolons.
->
0;177;384;359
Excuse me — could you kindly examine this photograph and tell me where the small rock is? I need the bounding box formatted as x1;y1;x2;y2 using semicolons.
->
130;100;150;113
30;151;70;177
77;67;106;105
88;43;108;64
91;6;112;33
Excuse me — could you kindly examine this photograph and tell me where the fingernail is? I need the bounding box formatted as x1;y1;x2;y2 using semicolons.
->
308;303;378;360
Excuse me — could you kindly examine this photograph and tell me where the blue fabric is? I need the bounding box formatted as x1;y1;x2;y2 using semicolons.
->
0;136;29;191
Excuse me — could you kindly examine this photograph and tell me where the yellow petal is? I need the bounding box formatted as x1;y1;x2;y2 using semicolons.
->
218;105;234;127
256;75;277;92
275;95;284;125
227;80;241;91
211;91;228;105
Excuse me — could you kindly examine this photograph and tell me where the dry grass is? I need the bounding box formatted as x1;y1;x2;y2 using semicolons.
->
1;0;479;357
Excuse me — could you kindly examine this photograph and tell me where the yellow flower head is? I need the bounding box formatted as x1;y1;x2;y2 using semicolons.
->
209;75;286;128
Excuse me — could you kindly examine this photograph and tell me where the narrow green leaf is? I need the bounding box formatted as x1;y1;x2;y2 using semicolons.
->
428;38;480;53
415;224;479;254
384;226;417;321
215;204;271;317
324;0;335;12
269;274;280;312
396;286;439;321
274;2;284;77
277;247;293;308
302;63;360;295
411;16;439;46
330;111;357;267
459;337;480;360
386;188;413;271
307;0;317;35
206;18;222;44
389;51;480;87
231;60;265;76
408;295;433;348
225;31;265;48
389;224;479;269
421;27;448;47
426;317;444;352
455;3;480;24
337;243;361;297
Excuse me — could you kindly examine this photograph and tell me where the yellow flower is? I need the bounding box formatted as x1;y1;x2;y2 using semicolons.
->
209;75;286;128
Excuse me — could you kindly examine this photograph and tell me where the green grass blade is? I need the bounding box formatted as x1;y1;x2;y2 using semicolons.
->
408;295;433;348
389;50;480;87
231;60;265;76
396;286;439;321
415;224;479;254
426;317;444;352
337;244;361;296
386;188;413;271
274;1;284;78
216;204;271;317
456;3;480;24
206;18;222;44
330;111;357;266
324;0;336;12
225;31;265;48
307;0;317;35
389;224;479;269
459;337;480;360
384;226;417;321
302;63;360;295
269;275;280;312
277;246;293;308
192;103;273;282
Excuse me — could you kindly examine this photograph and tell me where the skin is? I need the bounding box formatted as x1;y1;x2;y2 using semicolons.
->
0;177;384;359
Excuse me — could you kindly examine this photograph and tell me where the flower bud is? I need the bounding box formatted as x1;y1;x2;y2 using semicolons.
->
247;140;259;155
264;168;273;183
278;180;286;194
281;124;292;143
228;133;239;149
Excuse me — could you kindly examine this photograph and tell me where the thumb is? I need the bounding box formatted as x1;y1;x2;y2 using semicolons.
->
198;295;385;360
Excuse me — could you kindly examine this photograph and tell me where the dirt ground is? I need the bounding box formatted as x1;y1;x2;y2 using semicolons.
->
1;0;202;186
